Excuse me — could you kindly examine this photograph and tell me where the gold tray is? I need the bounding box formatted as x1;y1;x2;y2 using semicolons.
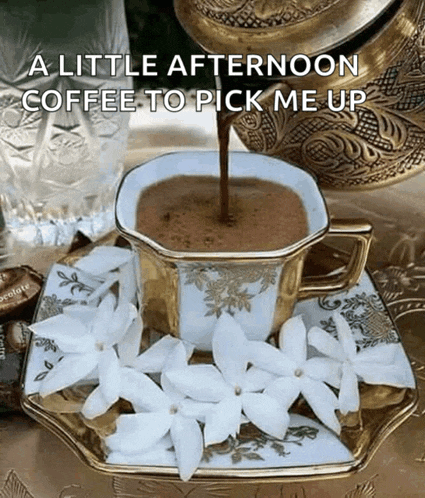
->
20;238;418;484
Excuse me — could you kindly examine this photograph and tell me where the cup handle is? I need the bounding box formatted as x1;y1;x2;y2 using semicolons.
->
298;219;373;300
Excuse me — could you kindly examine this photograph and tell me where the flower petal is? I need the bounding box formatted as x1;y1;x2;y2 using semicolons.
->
339;363;360;415
163;342;190;372
39;353;99;397
242;366;277;393
104;303;138;347
304;357;342;388
204;396;242;446
161;372;185;404
171;415;203;481
29;315;94;353
117;255;138;306
264;376;301;410
81;386;113;419
106;411;173;453
301;377;340;434
120;367;170;411
75;246;133;275
91;292;116;340
62;304;97;324
212;313;249;388
179;399;216;423
333;313;357;361
279;315;307;365
86;275;119;305
132;335;181;373
242;392;289;439
157;334;195;400
354;361;414;388
165;365;232;402
248;341;296;376
107;434;173;465
98;349;121;405
117;313;143;365
308;326;345;361
50;332;96;355
355;343;398;365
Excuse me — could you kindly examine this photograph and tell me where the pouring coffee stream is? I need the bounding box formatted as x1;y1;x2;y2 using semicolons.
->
217;93;243;224
216;61;284;222
217;100;232;223
216;61;299;223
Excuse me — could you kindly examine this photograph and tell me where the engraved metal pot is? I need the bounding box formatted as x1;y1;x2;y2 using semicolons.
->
174;0;425;190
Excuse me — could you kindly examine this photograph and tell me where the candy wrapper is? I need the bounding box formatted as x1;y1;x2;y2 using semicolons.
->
0;264;43;411
0;320;32;412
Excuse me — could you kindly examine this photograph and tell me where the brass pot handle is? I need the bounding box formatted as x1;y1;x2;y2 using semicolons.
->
298;219;373;300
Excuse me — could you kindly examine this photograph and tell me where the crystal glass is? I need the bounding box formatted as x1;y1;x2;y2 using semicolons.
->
0;0;131;246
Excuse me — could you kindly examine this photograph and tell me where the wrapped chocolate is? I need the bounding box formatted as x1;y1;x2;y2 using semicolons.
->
0;265;43;412
0;320;31;412
0;266;43;323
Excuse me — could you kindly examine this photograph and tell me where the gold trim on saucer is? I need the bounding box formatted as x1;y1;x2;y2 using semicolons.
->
20;383;418;481
20;235;418;483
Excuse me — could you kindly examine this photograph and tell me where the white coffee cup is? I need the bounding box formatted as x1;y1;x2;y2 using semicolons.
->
116;151;372;350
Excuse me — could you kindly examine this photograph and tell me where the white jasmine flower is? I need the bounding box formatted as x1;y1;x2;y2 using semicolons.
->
75;246;137;306
75;246;134;275
29;293;138;415
123;334;194;372
106;342;211;481
164;313;286;446
309;312;415;415
115;312;144;367
84;332;192;419
249;315;341;434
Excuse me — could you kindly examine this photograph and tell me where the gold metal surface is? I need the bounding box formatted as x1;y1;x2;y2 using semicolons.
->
20;374;418;481
174;0;400;60
124;225;370;341
177;0;425;190
299;219;373;299
271;253;305;334
231;3;425;190
138;245;180;337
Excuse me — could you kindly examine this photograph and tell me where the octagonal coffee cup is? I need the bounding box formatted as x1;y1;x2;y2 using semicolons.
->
115;151;372;350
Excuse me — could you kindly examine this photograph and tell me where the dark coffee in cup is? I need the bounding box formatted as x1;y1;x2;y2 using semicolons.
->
136;175;308;252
